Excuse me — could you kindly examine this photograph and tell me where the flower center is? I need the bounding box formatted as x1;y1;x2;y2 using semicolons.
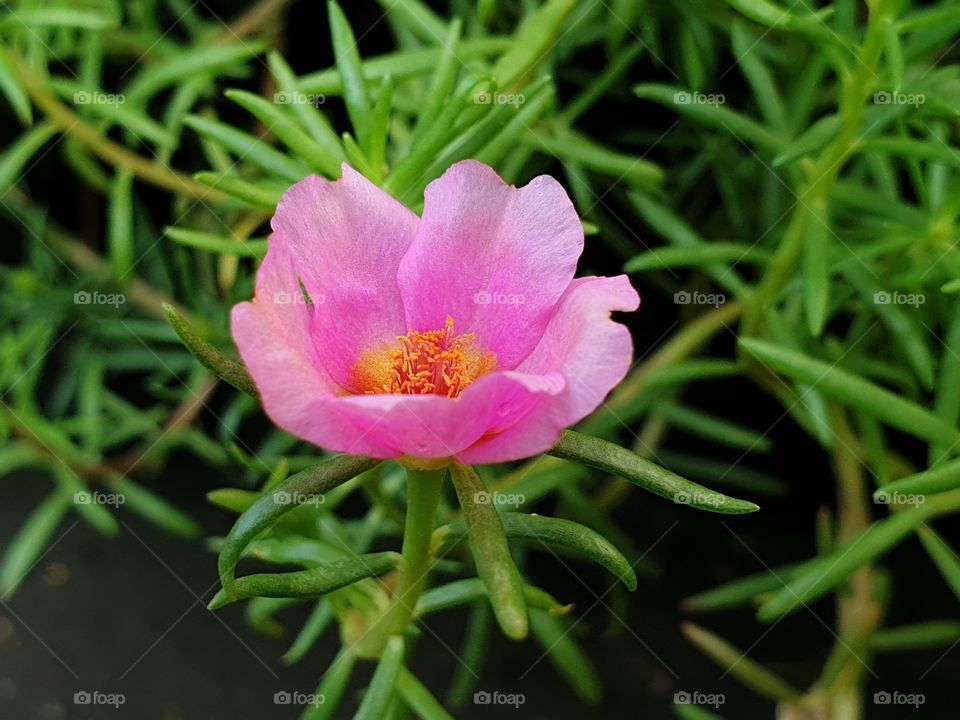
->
355;317;495;397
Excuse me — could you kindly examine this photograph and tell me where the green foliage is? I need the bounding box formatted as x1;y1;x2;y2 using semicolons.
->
3;0;960;717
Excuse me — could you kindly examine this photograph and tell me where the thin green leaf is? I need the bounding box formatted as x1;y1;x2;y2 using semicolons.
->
301;649;356;720
367;75;394;181
683;563;801;612
282;601;333;665
165;227;266;258
107;476;201;538
625;243;771;272
108;169;134;283
450;463;528;640
757;489;960;621
125;42;265;104
682;622;800;701
491;0;576;87
740;338;959;446
396;666;455;720
218;456;380;594
225;89;343;178
184;115;309;182
633;83;784;153
162;303;258;396
355;636;405;720
266;51;345;164
870;621;960;653
549;431;760;514
0;121;57;193
917;526;960;601
0;50;32;124
802;198;830;337
529;608;602;704
876;457;960;498
209;551;399;608
437;512;636;590
0;490;72;596
193;171;283;209
328;1;372;151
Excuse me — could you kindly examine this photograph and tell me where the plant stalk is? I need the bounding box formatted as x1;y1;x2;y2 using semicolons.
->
354;466;446;657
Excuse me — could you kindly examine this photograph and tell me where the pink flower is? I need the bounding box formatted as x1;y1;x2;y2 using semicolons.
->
232;160;639;464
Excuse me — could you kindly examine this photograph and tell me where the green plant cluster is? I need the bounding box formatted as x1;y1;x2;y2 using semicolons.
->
2;0;960;718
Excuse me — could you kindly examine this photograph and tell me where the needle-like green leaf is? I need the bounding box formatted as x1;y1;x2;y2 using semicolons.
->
450;463;528;640
549;431;760;514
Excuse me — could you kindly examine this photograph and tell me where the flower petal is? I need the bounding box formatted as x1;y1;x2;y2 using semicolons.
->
318;370;565;459
271;164;419;389
231;242;350;448
397;160;584;369
456;275;639;464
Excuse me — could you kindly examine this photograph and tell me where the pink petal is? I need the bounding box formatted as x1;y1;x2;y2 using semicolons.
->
270;165;419;390
231;242;352;448
317;370;565;459
456;275;640;464
397;160;584;369
234;242;567;460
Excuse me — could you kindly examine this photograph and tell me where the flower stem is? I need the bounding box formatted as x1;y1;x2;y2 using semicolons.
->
356;466;446;657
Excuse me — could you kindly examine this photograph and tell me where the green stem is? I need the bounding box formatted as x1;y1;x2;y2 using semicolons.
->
356;467;446;657
4;49;224;202
742;1;893;337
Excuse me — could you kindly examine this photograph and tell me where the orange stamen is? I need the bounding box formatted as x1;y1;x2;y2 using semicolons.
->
356;317;494;398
